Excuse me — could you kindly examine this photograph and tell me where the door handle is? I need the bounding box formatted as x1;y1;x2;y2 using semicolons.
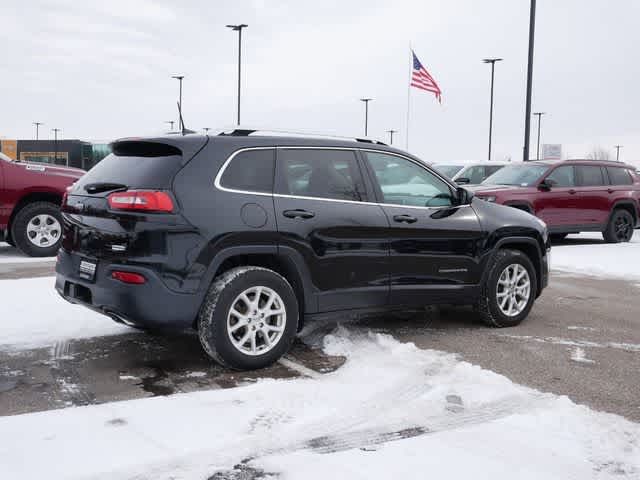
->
568;189;576;194
393;214;418;224
608;188;614;194
283;209;315;219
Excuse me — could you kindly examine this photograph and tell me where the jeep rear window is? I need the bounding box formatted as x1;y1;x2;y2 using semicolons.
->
73;143;183;191
606;166;633;186
220;149;275;193
483;164;548;187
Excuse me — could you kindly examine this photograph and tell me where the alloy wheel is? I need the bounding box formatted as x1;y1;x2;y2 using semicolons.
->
614;215;632;241
226;286;286;356
496;263;531;317
26;214;61;248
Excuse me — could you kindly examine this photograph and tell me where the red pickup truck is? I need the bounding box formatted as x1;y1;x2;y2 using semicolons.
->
0;152;84;256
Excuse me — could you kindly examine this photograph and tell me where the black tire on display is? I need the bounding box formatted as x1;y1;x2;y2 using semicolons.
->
10;202;63;257
602;209;634;243
198;266;299;370
476;249;538;328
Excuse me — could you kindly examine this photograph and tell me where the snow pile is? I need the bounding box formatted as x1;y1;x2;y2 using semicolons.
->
552;232;640;281
0;327;638;479
0;242;56;263
0;277;131;350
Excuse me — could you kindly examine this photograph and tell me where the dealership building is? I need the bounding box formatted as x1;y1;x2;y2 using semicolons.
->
0;139;111;170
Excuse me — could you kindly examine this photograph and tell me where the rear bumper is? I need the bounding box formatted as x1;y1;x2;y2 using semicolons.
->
55;249;202;329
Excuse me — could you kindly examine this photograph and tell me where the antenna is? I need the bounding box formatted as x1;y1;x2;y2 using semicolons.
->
176;101;195;135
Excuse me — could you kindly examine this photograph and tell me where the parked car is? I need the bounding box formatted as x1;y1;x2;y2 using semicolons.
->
56;132;549;370
0;152;84;256
434;161;508;185
471;159;640;242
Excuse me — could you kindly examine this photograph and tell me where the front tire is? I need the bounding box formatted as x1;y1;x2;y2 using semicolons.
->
476;249;537;328
198;266;299;370
603;209;634;243
11;202;63;257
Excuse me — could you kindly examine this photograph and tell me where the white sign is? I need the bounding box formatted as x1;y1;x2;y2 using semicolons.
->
542;144;562;160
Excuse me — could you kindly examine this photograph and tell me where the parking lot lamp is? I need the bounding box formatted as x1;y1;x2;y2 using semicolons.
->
226;24;248;125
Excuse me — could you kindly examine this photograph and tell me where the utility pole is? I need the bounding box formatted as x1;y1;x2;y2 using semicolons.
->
387;129;397;145
615;145;623;162
164;120;175;131
51;128;61;165
171;75;184;130
483;58;503;161
360;98;373;136
523;0;537;161
533;112;545;160
33;122;43;140
226;24;248;125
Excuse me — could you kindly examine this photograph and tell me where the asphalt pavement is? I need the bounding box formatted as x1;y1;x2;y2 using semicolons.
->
1;257;638;421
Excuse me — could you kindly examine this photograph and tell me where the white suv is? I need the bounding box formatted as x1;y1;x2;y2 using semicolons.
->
435;161;509;185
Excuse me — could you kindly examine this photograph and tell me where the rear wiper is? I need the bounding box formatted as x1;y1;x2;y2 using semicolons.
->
83;182;128;194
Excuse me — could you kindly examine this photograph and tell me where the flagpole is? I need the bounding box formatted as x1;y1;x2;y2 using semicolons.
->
405;46;412;150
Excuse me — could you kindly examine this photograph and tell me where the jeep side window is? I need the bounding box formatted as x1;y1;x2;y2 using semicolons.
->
364;152;454;207
275;149;365;202
545;166;575;187
577;165;605;186
220;149;275;193
606;166;633;186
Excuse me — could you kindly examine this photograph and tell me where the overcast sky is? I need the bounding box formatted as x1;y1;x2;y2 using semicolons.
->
2;0;639;165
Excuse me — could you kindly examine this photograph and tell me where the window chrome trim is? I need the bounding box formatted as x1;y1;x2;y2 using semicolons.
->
213;145;471;211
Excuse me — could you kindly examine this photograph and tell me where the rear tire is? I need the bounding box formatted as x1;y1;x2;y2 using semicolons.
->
198;266;299;370
603;209;634;243
10;202;63;257
476;249;537;328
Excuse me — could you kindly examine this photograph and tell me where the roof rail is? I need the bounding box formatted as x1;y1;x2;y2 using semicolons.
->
214;126;387;146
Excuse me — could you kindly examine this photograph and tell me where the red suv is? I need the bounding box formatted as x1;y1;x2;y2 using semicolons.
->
470;160;640;242
0;152;84;256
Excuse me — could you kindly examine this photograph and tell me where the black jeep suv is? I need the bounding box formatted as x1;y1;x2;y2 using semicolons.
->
56;131;549;370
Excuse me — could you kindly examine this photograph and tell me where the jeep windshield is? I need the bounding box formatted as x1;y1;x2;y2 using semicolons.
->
482;164;548;187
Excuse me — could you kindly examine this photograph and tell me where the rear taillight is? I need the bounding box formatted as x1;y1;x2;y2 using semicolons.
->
111;271;146;284
107;190;174;212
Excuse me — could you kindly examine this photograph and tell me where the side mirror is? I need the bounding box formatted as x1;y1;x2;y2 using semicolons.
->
457;187;473;205
538;179;555;191
455;177;470;185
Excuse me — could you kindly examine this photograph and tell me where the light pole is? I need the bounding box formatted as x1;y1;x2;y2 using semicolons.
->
33;122;43;140
483;58;502;161
615;145;623;162
164;120;175;131
533;112;545;160
523;0;537;161
51;128;61;165
387;129;397;145
226;24;248;125
360;98;372;136
171;75;184;130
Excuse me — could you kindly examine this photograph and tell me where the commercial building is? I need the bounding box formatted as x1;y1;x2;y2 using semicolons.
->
0;139;111;170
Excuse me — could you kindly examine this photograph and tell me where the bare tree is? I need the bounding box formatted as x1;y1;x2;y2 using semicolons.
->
586;146;612;160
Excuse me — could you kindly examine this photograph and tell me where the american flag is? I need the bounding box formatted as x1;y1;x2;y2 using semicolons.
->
411;50;442;103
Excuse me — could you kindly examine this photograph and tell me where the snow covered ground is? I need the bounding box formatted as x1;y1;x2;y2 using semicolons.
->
0;327;638;479
0;241;56;263
552;232;640;281
0;277;131;350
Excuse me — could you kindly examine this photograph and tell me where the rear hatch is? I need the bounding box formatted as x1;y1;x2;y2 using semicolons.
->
62;138;205;260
